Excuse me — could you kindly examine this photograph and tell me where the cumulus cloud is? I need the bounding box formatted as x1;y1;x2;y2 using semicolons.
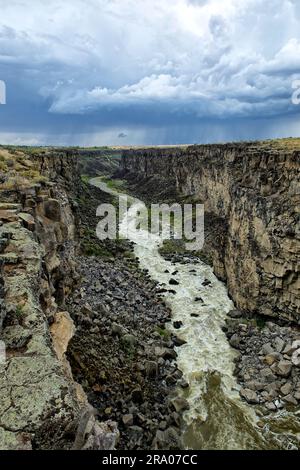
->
0;0;300;143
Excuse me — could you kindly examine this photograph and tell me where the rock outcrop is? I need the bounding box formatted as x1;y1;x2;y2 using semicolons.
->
0;149;118;449
120;139;300;323
78;148;121;176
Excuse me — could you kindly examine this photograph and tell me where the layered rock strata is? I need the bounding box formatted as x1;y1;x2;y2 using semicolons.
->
120;140;300;323
0;149;118;449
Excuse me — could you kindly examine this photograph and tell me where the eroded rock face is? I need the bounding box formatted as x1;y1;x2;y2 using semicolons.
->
0;213;80;449
121;141;300;323
0;150;117;450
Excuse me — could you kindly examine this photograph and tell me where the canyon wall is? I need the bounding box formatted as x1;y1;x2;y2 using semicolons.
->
78;148;121;176
121;141;300;324
0;150;118;449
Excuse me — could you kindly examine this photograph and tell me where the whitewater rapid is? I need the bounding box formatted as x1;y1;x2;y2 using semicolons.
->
90;177;297;450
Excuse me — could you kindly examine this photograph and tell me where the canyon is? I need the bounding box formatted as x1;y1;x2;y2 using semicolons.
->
121;140;300;324
0;139;299;450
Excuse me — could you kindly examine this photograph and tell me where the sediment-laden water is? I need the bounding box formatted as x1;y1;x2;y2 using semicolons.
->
90;177;299;450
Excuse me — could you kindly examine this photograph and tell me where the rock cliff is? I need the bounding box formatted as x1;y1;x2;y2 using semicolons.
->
120;140;300;323
0;148;118;449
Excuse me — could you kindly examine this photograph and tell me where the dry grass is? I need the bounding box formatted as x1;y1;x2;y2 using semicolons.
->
255;138;300;152
0;148;48;191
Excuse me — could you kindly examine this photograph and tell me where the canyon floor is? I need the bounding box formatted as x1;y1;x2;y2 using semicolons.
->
66;181;185;450
98;170;300;450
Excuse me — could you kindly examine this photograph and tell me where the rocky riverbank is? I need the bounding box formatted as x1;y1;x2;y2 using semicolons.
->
66;179;187;450
67;256;187;450
225;311;300;413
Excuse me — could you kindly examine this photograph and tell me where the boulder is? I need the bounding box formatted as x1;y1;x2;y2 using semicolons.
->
283;343;294;356
282;343;295;356
228;310;242;319
280;383;292;396
261;343;274;355
170;397;190;413
145;361;158;378
112;322;127;337
122;414;134;427
229;334;241;349
50;311;75;362
155;347;177;360
153;427;181;450
273;337;285;353
44;199;61;221
292;340;300;350
265;402;277;411
172;336;187;347
282;394;298;406
121;334;137;348
275;360;292;378
291;349;300;367
245;380;266;392
179;379;189;389
260;367;277;383
18;213;35;231
294;391;300;401
0;210;18;223
166;375;177;386
240;388;259;404
264;352;281;366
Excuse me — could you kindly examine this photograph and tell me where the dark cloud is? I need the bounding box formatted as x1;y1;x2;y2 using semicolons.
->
0;0;300;145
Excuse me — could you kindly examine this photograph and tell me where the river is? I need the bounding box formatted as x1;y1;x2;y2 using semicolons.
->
90;177;299;450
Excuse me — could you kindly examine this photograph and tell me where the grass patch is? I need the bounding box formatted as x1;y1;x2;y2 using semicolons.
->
0;148;48;189
101;176;128;192
121;342;136;360
156;326;171;339
16;305;24;318
159;239;186;256
81;174;90;185
0;161;7;171
81;241;113;258
254;315;267;329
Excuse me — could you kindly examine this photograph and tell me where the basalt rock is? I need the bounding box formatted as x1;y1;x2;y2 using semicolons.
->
120;140;300;323
226;317;300;413
0;150;115;450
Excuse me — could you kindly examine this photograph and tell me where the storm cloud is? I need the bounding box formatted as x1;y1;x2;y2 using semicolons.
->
0;0;300;145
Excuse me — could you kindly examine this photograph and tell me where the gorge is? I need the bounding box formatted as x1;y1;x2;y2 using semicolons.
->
120;140;299;323
0;139;299;450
